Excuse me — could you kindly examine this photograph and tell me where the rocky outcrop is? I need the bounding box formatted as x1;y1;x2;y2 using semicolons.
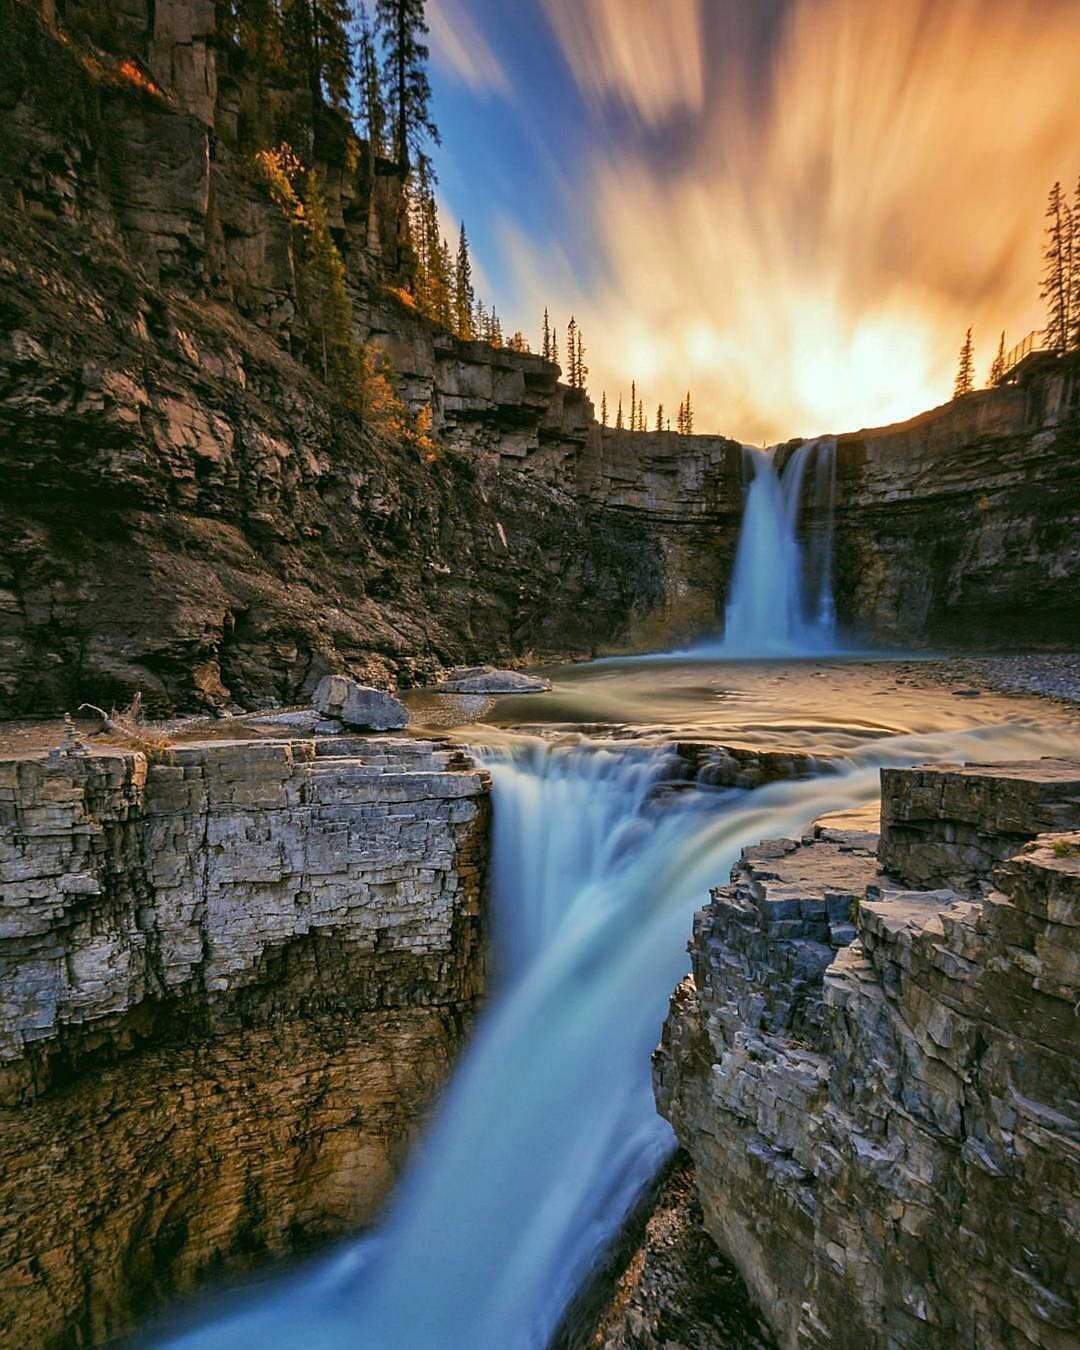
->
657;760;1080;1350
0;733;489;1345
435;665;552;694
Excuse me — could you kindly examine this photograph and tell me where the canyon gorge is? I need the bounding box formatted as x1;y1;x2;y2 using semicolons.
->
1;3;1079;1350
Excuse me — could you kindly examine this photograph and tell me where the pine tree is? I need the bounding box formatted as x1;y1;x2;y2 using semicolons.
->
376;0;440;173
601;391;608;426
300;169;363;409
683;390;694;434
953;327;975;399
1041;181;1072;354
474;298;487;340
575;326;587;393
566;317;578;387
541;308;552;362
1071;177;1080;352
508;331;529;352
630;380;637;431
637;397;644;432
616;395;624;431
551;327;558;368
676;399;684;434
282;0;354;109
356;4;387;156
656;404;663;431
988;330;1006;386
453;224;475;340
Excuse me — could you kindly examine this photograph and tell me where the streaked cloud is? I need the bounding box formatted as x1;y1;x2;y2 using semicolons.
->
503;0;1080;442
428;0;510;95
542;0;705;126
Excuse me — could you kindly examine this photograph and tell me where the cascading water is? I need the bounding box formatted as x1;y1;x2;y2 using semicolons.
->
714;436;838;656
157;716;1056;1350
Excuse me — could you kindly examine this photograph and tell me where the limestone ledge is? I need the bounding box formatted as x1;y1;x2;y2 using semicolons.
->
657;759;1080;1350
0;734;490;1102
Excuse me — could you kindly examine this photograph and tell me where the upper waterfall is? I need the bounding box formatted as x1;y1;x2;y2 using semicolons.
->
713;437;838;657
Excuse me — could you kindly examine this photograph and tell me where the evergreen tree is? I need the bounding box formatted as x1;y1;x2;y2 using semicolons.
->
616;395;624;431
220;1;286;83
508;331;529;352
683;390;694;434
542;308;552;362
566;317;578;387
454;224;475;340
356;4;387;156
1071;177;1080;352
656;404;663;431
988;330;1006;386
376;0;440;173
676;399;684;434
300;169;363;409
601;391;608;426
551;327;558;368
637;397;644;432
630;380;637;430
575;326;588;393
1041;181;1072;354
953;327;975;399
474;298;487;340
282;0;354;109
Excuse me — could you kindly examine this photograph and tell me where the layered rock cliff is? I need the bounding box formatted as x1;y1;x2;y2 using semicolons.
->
655;759;1080;1349
0;733;489;1346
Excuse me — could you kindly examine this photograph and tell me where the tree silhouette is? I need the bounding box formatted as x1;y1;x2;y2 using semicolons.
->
575;325;588;393
601;391;608;426
988;331;1006;386
630;380;637;431
616;395;624;431
1071;177;1080;352
566;317;578;387
1041;181;1072;354
953;327;975;399
655;404;664;431
356;4;387;156
282;0;354;109
454;223;475;339
541;308;553;362
376;0;440;173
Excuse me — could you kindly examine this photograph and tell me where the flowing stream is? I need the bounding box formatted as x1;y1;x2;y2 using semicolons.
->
158;681;1076;1350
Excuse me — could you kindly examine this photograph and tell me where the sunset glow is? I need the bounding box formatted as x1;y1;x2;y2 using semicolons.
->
431;0;1080;441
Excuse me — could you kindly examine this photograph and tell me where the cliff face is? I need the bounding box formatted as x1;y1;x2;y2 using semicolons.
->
829;366;1080;647
656;760;1080;1350
0;733;489;1345
0;0;678;718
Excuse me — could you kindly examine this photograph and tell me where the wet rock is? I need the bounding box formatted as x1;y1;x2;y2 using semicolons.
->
657;762;1080;1350
436;665;552;694
312;674;409;730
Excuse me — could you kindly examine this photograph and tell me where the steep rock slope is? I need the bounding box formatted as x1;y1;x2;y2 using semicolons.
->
0;733;489;1345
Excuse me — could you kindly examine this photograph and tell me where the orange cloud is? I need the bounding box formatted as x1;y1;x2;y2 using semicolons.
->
521;0;1080;443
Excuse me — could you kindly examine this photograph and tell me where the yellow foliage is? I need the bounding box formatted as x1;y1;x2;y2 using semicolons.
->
252;144;305;221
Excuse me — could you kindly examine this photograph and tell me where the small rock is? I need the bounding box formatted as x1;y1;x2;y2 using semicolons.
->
245;709;321;730
312;674;409;731
314;718;344;735
436;665;551;694
951;686;982;698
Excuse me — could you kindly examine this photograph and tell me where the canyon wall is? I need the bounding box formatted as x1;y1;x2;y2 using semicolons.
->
0;733;489;1346
655;760;1080;1350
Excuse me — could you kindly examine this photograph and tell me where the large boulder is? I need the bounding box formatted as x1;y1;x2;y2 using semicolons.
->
312;675;409;730
436;665;551;694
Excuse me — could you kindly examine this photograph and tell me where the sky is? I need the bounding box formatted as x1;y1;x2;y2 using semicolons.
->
425;0;1080;445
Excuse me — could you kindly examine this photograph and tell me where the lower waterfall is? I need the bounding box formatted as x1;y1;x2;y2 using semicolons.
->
158;716;1053;1350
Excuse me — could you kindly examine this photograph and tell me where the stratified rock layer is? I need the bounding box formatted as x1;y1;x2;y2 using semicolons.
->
0;734;489;1346
657;761;1080;1350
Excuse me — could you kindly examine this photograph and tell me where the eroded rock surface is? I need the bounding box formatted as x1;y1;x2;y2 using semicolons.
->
657;762;1080;1350
0;734;489;1345
436;665;552;694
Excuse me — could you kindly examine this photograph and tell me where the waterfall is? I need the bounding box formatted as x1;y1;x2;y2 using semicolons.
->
715;436;838;657
155;717;1051;1350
